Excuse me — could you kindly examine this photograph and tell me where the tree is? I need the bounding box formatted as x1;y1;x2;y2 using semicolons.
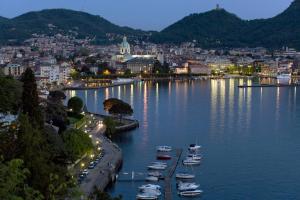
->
21;68;44;128
103;98;133;122
103;117;116;137
89;186;122;200
62;129;93;162
0;75;22;114
0;158;44;200
67;96;83;114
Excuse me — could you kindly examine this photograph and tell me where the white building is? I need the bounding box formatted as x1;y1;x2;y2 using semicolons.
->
1;63;24;77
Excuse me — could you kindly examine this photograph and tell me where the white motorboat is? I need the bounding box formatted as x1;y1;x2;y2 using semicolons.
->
147;164;167;170
178;183;200;191
151;162;167;166
140;188;161;196
145;176;159;182
183;159;201;166
176;173;195;179
187;154;202;160
139;184;161;190
136;193;158;200
188;144;201;151
148;171;163;178
178;190;203;197
156;146;172;152
277;73;291;79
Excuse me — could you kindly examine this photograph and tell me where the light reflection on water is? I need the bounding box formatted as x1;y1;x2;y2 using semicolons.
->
65;78;300;200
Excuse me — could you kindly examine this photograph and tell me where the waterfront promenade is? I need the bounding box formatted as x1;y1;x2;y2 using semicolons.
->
80;119;122;196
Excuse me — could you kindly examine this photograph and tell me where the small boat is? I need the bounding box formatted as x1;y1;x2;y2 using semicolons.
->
139;184;161;190
156;146;172;152
176;173;195;179
178;190;203;197
136;193;158;200
183;159;201;166
140;188;161;196
188;144;201;151
178;183;200;191
145;176;159;182
151;161;167;166
157;154;171;160
148;171;163;178
187;154;202;160
148;165;167;170
277;73;291;79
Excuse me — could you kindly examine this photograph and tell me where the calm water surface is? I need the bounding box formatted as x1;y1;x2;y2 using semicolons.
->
66;79;300;200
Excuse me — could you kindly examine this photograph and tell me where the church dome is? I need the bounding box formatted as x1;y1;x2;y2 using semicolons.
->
120;36;131;55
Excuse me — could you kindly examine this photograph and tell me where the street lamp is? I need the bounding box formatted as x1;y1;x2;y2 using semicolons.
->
81;163;85;168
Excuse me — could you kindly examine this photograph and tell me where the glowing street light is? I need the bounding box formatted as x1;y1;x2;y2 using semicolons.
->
81;163;85;168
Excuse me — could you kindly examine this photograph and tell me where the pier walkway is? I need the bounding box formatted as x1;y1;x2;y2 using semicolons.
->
165;148;183;200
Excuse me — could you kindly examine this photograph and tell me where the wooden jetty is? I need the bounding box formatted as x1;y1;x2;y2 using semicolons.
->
165;148;183;200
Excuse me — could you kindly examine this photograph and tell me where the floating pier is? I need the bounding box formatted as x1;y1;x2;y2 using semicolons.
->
165;148;183;200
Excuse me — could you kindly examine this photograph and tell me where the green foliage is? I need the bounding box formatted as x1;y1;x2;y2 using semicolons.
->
21;68;44;128
89;186;122;200
62;128;93;161
0;158;44;200
0;75;22;114
68;96;83;114
103;117;116;137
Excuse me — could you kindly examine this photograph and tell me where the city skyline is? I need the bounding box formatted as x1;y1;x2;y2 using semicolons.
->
0;0;294;30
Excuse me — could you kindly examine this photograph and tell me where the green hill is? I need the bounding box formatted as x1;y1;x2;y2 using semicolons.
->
0;9;147;44
151;0;300;49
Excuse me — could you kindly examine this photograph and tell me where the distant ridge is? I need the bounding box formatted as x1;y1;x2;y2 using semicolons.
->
0;9;148;45
1;1;300;49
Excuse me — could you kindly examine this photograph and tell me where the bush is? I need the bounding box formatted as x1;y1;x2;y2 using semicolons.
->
67;97;83;114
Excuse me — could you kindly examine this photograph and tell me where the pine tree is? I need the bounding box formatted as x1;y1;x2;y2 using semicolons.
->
21;68;44;128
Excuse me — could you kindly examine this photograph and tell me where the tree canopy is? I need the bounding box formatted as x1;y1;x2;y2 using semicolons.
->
67;96;83;114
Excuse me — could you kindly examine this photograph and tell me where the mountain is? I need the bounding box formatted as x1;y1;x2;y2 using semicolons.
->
152;9;246;48
151;0;300;49
0;9;148;45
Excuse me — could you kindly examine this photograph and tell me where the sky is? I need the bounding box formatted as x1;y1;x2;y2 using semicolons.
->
0;0;294;31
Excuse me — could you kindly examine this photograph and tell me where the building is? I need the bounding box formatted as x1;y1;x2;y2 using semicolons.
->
120;36;131;55
1;63;24;77
187;60;211;75
126;57;156;73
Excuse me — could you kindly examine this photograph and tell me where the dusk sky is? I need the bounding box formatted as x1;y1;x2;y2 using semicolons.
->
0;0;294;30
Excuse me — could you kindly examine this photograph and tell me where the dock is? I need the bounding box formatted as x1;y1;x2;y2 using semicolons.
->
165;148;183;200
238;84;300;88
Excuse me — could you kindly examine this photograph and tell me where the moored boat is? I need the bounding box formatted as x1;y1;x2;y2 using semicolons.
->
178;183;200;191
147;164;167;170
145;176;159;182
156;154;171;160
156;146;172;152
182;159;201;165
187;154;202;160
136;193;158;200
176;173;195;179
138;184;161;190
178;190;203;197
188;144;201;151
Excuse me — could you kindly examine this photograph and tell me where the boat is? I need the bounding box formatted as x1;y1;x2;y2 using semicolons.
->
187;154;202;160
156;154;171;160
140;188;161;196
277;73;291;79
188;144;201;151
151;161;167;166
136;193;158;200
183;159;201;166
138;184;161;190
147;164;167;170
148;171;163;178
176;173;195;179
178;183;200;191
178;190;203;197
156;146;172;152
145;176;159;182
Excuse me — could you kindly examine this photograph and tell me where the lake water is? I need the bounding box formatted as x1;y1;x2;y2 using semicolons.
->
65;79;300;200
